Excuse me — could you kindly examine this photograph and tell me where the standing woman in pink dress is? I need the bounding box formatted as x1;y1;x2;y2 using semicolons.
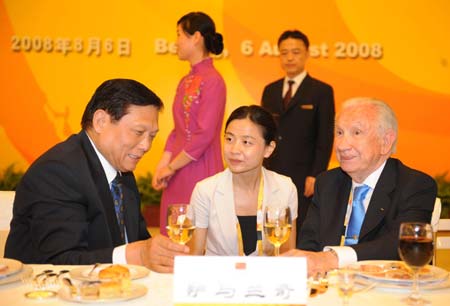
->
152;12;226;235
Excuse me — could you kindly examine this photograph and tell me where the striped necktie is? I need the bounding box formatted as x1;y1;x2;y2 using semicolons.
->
283;80;295;109
111;173;125;241
345;184;370;245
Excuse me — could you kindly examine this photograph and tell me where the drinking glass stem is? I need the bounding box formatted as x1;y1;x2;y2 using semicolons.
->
274;245;280;256
343;294;350;306
411;269;420;300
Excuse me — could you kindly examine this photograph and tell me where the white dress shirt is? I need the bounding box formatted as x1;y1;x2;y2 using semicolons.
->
283;70;307;98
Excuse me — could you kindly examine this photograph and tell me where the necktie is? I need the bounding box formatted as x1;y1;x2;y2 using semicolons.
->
111;173;125;241
283;80;295;109
345;184;370;246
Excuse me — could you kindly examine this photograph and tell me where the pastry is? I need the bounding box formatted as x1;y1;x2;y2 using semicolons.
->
79;281;100;299
98;264;131;295
99;280;122;298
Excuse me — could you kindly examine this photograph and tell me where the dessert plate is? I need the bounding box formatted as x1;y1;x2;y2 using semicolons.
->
70;264;149;281
0;258;23;279
58;283;147;303
350;260;449;289
0;265;32;286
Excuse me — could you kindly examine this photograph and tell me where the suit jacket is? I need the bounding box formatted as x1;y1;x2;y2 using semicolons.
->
261;74;334;223
5;131;150;264
298;158;437;260
189;167;298;256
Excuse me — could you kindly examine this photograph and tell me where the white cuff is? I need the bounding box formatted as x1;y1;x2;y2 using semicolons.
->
324;246;357;268
112;244;128;264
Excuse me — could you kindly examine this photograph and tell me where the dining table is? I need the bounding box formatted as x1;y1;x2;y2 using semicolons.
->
0;263;448;306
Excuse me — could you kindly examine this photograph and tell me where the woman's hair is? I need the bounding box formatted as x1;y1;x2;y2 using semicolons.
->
177;12;224;55
225;105;277;145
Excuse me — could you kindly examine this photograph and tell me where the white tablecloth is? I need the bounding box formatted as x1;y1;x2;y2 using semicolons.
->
0;264;448;305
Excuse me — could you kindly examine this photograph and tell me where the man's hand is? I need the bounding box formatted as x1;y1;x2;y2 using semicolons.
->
126;235;189;273
303;176;316;197
282;249;338;276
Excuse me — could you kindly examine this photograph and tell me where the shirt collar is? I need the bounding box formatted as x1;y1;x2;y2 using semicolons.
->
86;133;119;185
353;160;387;190
285;70;307;86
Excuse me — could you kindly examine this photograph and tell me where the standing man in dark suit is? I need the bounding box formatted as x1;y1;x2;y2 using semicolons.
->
5;79;188;273
283;97;437;276
261;30;335;244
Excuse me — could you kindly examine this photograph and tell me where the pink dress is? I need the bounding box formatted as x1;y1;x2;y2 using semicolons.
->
159;58;226;235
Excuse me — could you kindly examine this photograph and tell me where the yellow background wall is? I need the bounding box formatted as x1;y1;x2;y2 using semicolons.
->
1;0;449;178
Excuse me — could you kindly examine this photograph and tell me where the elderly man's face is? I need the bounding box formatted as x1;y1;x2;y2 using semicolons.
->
334;105;392;183
95;104;159;172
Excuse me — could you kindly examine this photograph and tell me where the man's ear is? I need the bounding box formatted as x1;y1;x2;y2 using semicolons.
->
264;140;276;158
92;109;109;133
381;129;396;155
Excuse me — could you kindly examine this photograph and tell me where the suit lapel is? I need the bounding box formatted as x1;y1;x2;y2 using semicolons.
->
122;172;139;243
215;170;239;254
284;74;312;112
262;168;279;208
80;131;124;245
325;173;352;245
272;80;284;114
360;159;396;240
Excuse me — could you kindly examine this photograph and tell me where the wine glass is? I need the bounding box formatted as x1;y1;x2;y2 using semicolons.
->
263;205;292;256
336;268;355;306
166;204;195;245
398;222;433;305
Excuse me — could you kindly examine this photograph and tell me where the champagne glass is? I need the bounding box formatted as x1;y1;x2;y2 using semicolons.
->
166;204;195;245
337;268;355;306
263;205;292;256
398;222;433;305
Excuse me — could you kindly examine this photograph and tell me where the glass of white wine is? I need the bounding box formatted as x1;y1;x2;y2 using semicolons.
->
337;268;355;306
263;205;292;256
166;204;195;245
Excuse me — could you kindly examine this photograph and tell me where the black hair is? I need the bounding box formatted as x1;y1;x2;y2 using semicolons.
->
81;78;163;130
177;11;224;55
277;29;309;49
225;105;277;145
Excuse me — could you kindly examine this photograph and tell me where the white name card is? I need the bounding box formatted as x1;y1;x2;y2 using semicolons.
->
173;256;307;305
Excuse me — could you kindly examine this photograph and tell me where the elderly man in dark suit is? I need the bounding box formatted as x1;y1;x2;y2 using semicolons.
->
261;30;335;244
283;97;437;276
5;79;188;273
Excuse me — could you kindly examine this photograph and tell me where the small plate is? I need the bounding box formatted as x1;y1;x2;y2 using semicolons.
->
58;283;147;303
70;264;149;281
351;260;449;287
0;265;33;286
0;258;23;279
355;276;450;291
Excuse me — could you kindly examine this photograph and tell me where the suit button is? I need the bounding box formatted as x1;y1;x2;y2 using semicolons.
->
278;136;282;140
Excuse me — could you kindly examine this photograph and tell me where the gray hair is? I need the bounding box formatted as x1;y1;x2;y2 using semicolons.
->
340;97;398;153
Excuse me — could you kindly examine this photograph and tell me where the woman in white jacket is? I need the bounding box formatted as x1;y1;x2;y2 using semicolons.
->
188;105;298;256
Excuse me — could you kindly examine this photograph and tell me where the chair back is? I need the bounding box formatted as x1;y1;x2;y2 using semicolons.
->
431;198;441;265
431;197;441;233
0;191;15;257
